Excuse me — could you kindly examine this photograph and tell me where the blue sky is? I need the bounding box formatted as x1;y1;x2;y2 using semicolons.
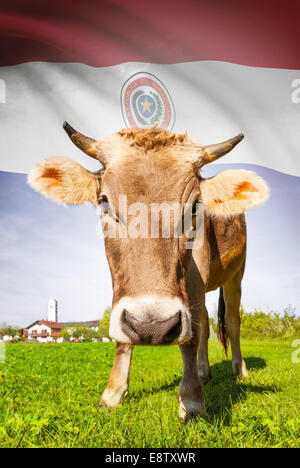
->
0;163;299;327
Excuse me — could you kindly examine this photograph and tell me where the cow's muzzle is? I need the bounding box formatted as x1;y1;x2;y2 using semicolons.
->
121;310;182;345
109;296;192;345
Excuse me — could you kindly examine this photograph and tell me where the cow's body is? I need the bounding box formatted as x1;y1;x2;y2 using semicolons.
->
101;212;247;417
29;124;268;419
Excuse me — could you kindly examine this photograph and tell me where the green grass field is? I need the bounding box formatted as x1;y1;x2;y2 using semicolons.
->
0;339;299;448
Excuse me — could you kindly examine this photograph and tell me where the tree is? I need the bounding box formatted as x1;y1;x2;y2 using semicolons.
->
61;328;71;341
72;327;85;340
71;326;98;342
0;324;21;339
98;307;112;339
81;327;98;342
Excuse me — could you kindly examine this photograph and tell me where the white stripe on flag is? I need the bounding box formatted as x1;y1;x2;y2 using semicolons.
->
0;61;299;176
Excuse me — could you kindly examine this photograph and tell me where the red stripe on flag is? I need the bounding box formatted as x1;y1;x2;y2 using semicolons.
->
0;0;300;69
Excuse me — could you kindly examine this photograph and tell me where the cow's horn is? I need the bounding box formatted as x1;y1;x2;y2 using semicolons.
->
63;122;107;166
198;133;244;167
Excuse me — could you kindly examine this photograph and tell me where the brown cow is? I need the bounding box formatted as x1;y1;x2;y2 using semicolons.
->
28;123;269;419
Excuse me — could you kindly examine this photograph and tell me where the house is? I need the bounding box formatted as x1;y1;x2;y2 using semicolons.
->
59;320;100;332
0;335;19;343
58;320;101;342
23;320;63;343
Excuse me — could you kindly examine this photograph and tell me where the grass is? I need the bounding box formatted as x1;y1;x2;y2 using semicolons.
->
0;339;299;448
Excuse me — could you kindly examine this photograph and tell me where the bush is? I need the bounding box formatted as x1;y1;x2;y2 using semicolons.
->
98;307;112;339
240;305;300;338
209;305;300;339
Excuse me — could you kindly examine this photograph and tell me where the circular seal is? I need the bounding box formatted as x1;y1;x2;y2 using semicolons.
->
121;72;175;129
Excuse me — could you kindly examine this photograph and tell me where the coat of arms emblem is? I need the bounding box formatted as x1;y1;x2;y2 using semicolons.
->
121;72;175;129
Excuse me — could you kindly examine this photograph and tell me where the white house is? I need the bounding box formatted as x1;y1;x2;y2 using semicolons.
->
23;320;63;343
59;320;100;335
1;335;19;342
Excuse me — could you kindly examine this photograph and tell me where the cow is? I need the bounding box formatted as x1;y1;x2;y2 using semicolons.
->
28;123;269;419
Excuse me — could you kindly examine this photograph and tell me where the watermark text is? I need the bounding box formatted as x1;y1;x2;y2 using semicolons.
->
0;342;5;363
0;79;6;103
96;197;204;249
292;339;300;363
291;79;300;104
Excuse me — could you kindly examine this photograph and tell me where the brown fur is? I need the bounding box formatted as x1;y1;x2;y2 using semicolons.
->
118;126;191;151
101;151;198;306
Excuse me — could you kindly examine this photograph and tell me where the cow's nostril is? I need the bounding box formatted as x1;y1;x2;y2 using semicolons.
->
121;309;141;344
163;311;182;343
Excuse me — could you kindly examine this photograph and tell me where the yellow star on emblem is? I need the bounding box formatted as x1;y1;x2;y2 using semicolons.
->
140;96;153;114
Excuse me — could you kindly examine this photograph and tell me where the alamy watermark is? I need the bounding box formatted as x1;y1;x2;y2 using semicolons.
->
95;196;204;249
0;342;5;363
291;79;300;104
291;339;300;363
0;79;6;104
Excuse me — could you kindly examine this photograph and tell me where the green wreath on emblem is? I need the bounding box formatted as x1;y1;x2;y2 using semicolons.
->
131;90;164;127
132;90;148;126
150;91;163;125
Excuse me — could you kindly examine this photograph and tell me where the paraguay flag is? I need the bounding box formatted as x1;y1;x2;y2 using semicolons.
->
0;0;299;325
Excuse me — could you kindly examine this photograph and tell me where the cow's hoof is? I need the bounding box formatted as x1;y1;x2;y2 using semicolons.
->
97;387;128;409
231;359;249;379
198;368;212;384
97;396;119;409
179;396;206;421
97;399;112;409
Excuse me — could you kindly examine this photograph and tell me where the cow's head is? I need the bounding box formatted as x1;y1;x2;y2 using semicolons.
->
29;123;269;345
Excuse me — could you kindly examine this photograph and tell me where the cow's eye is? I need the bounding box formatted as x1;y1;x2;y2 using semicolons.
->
99;194;108;204
99;194;110;215
99;194;119;221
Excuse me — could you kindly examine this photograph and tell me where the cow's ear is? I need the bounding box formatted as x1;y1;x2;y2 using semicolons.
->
200;169;270;218
28;157;101;205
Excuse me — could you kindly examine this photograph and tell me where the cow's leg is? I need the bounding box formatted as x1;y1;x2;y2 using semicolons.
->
223;271;249;378
179;332;206;420
98;343;133;408
197;305;212;383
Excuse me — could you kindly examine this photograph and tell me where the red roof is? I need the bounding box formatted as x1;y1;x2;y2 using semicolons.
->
26;320;63;330
49;332;62;338
38;321;63;329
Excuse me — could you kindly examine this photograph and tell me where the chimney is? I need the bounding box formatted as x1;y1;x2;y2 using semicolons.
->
48;299;58;323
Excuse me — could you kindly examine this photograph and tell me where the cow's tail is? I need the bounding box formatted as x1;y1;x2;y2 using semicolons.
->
217;287;229;358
